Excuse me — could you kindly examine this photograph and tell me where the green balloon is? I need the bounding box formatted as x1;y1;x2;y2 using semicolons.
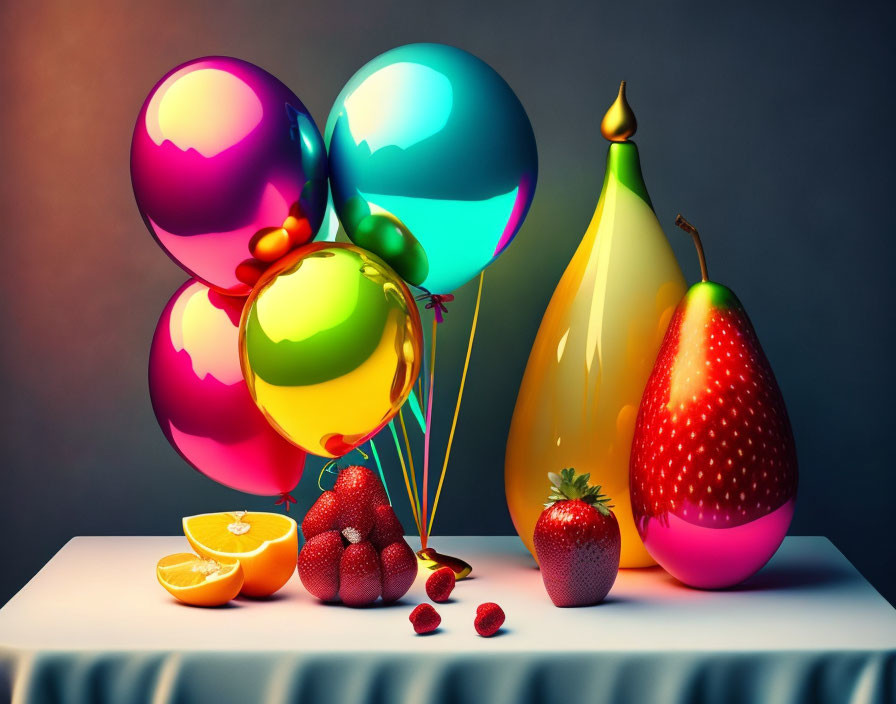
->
353;213;429;287
242;249;389;387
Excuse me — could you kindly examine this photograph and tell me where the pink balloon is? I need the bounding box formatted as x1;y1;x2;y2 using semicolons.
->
149;279;305;496
131;56;328;295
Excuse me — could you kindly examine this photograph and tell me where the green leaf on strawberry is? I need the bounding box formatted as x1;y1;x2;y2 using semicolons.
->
544;468;614;516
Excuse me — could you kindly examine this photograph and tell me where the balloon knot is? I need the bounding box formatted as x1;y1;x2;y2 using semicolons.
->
417;292;454;323
275;492;297;512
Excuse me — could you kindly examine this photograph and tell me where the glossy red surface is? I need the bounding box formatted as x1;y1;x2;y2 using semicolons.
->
630;283;798;588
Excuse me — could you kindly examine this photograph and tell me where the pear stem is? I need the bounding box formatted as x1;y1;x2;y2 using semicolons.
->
675;214;709;282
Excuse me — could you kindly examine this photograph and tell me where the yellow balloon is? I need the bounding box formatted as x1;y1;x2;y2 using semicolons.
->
505;89;686;568
240;243;422;458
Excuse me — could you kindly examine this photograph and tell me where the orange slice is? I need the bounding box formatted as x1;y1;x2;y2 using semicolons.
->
156;553;243;607
183;511;298;597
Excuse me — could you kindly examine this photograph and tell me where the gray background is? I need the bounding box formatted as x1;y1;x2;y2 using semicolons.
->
1;0;894;607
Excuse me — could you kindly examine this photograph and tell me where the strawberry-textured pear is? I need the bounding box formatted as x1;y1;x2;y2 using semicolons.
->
629;216;798;589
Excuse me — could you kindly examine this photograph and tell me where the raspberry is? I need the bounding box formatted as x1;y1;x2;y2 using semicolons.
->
425;567;456;602
474;602;505;637
409;603;441;634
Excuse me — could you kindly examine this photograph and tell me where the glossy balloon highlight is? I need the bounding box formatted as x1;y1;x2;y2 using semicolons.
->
132;56;328;295
240;243;423;458
352;212;428;286
326;43;537;294
149;280;307;495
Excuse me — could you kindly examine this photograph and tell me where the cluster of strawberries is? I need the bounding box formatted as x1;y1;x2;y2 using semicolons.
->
297;465;505;636
297;466;417;606
409;568;505;637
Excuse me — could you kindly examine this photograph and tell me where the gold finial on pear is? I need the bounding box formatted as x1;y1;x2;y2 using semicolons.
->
600;81;637;142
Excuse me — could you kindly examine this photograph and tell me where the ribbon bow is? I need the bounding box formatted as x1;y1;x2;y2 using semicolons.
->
275;492;297;512
417;293;455;323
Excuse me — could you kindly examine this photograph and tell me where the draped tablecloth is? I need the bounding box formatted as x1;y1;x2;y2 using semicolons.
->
1;535;894;704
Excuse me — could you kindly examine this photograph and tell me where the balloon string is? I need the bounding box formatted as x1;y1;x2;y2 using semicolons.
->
398;408;422;525
421;316;438;549
388;419;421;534
428;271;484;536
317;459;338;491
368;437;391;506
407;385;426;433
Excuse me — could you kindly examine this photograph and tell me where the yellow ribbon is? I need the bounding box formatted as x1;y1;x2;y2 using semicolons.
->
389;418;420;534
427;271;484;536
398;408;422;526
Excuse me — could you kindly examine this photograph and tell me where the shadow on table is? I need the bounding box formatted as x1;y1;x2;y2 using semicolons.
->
315;598;417;610
655;561;854;594
235;592;290;603
174;599;242;609
733;561;854;592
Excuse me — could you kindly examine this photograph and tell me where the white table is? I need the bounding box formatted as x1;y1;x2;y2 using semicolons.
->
1;536;894;703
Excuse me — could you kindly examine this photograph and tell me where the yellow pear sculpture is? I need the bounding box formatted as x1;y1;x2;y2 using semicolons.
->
505;82;686;567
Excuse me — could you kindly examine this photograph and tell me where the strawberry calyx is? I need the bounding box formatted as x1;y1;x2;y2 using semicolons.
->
545;468;613;516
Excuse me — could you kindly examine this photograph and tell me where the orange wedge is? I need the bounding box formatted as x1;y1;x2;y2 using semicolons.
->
183;511;298;597
156;553;243;607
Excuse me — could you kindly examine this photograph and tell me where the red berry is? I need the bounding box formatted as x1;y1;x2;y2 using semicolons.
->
297;530;343;602
301;491;338;540
474;602;505;637
334;466;388;544
379;540;418;603
338;541;381;607
425;567;455;603
334;465;390;508
337;503;374;544
409;604;441;634
533;470;621;607
370;504;405;550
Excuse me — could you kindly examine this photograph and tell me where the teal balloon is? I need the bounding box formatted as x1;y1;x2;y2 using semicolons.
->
325;43;538;294
314;186;340;243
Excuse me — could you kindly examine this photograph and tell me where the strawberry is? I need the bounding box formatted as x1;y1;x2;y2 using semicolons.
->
338;541;382;607
297;530;343;602
533;469;620;607
425;567;455;603
334;465;390;508
379;540;418;603
301;490;338;540
409;604;441;634
337;503;374;544
334;466;389;543
370;504;405;550
473;603;505;637
629;216;798;588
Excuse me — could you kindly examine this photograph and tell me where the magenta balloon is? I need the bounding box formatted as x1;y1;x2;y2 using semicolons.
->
131;56;328;295
149;280;306;495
